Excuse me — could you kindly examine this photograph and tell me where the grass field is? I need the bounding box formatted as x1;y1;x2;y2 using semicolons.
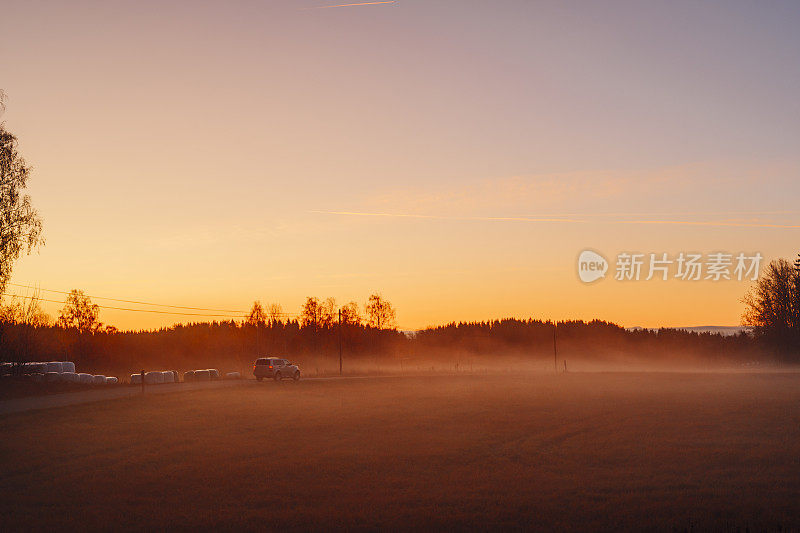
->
1;373;798;531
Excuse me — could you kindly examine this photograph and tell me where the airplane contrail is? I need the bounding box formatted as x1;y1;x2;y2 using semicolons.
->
311;210;800;229
304;1;396;9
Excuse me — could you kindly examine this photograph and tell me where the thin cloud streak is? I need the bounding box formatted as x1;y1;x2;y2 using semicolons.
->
524;210;800;218
312;210;586;223
303;1;396;9
312;210;800;229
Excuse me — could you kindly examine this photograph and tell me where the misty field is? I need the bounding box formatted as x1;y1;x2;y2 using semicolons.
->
1;373;798;530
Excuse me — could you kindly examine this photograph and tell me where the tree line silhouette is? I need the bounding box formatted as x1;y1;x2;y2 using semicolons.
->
0;295;770;377
0;292;409;376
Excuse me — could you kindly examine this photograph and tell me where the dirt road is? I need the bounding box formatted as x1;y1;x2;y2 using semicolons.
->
0;374;399;415
0;379;244;415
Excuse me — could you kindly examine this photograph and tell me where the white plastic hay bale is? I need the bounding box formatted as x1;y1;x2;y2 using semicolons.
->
130;373;143;385
183;370;195;382
45;362;63;373
144;371;160;385
45;371;62;383
207;369;220;380
61;361;76;373
155;372;165;384
31;373;45;383
171;371;179;382
106;376;118;385
62;372;79;383
92;375;107;385
25;362;46;375
78;373;93;384
0;363;12;375
224;372;241;380
161;371;174;383
193;369;211;381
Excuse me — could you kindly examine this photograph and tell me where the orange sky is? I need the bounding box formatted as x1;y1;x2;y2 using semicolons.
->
2;1;799;330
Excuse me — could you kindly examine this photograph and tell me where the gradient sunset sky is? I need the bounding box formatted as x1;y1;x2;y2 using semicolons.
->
2;0;799;330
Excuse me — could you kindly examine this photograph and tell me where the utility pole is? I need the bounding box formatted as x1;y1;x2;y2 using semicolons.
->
553;322;558;374
338;309;343;376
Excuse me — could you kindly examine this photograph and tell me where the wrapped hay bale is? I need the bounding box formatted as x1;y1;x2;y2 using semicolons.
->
31;373;45;383
77;373;93;384
45;362;63;373
144;371;160;385
62;372;79;383
130;373;143;385
183;370;195;382
61;362;76;373
193;369;211;381
25;363;46;375
161;371;174;383
92;375;107;385
171;371;179;382
224;372;241;380
106;376;118;384
208;369;220;380
45;372;62;383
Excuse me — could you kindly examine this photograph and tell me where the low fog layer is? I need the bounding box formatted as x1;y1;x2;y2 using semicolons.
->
0;318;774;379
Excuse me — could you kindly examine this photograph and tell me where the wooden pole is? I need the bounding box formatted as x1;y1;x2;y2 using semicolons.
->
338;309;343;376
553;322;558;374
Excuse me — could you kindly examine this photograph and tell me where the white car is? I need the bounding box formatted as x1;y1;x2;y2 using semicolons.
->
253;358;300;382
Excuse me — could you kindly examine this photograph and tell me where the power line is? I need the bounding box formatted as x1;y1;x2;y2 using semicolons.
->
1;289;393;326
1;293;248;317
8;282;249;313
7;282;299;317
